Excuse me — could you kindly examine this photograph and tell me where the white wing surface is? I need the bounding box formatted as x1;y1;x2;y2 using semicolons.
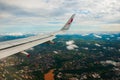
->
0;14;75;59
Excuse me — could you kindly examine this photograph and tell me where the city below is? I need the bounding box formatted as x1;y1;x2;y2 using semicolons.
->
0;32;120;80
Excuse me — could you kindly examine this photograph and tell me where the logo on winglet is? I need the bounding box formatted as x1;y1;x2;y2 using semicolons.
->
68;18;73;25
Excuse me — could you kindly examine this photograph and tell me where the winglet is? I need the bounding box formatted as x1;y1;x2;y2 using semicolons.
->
61;14;75;31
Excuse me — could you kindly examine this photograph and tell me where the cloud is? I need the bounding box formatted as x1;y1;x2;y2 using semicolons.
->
95;43;101;47
82;47;89;50
4;32;24;36
0;2;37;17
53;51;58;54
66;40;78;50
66;45;78;50
66;40;74;45
93;34;102;38
100;24;120;31
0;0;120;33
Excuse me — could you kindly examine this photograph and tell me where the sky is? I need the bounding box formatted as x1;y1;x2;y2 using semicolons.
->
0;0;120;34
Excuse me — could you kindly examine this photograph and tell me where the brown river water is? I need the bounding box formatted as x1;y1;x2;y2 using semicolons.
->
44;69;54;80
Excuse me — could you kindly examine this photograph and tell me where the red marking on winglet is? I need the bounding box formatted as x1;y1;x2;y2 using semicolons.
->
68;18;73;24
27;54;30;58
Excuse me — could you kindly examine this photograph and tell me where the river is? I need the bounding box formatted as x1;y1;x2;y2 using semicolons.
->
44;69;55;80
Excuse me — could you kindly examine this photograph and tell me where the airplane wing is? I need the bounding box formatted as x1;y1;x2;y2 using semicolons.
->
0;14;75;59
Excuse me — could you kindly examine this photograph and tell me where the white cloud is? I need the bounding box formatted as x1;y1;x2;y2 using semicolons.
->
95;43;101;47
106;38;110;40
101;23;120;31
117;37;120;40
0;0;120;33
2;32;24;36
82;47;89;50
0;12;13;18
66;44;78;50
101;60;120;66
81;33;89;36
118;49;120;52
53;51;58;54
66;45;74;50
66;40;74;45
93;34;102;38
66;40;78;50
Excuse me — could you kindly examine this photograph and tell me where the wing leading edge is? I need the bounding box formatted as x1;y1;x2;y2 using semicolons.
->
0;14;75;59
